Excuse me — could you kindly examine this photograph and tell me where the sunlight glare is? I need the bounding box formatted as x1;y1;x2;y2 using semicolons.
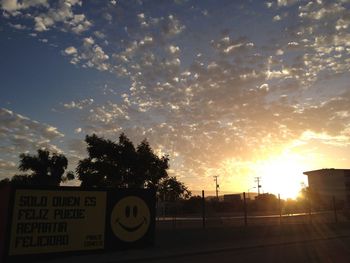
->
254;153;308;199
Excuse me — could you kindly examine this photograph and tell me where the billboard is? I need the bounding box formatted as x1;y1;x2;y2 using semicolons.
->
9;189;106;255
0;186;155;262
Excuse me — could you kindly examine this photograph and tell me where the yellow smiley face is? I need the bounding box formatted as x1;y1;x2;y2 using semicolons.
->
110;196;151;242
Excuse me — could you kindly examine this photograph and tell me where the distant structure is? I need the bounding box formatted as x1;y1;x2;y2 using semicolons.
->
223;194;241;203
303;169;350;203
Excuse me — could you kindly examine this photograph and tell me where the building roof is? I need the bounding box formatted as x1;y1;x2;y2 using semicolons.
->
303;168;350;176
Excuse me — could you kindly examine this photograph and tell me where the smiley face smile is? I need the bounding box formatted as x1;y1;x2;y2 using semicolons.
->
116;217;147;232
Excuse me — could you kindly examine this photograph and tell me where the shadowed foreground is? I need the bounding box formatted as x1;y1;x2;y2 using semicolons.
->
41;222;350;263
146;236;350;263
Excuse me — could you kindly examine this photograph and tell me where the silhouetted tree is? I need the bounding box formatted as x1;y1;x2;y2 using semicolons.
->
11;175;32;185
181;196;203;213
136;140;169;189
17;149;72;186
77;133;169;189
158;176;191;201
0;178;10;187
77;134;130;187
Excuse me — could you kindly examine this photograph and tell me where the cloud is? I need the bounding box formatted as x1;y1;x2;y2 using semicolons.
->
276;0;298;7
64;46;77;55
2;0;91;34
70;22;349;188
66;38;110;70
23;1;347;187
163;14;185;37
273;15;281;21
8;22;26;29
1;0;48;12
94;31;106;39
0;159;16;170
74;127;82;134
3;0;350;190
0;108;65;178
62;98;94;110
33;2;92;33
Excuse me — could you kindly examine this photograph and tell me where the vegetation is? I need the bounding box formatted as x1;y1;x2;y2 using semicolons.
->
0;133;191;201
1;149;73;186
76;133;170;190
158;176;191;201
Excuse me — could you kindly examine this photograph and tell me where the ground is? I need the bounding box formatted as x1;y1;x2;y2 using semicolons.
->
40;222;350;263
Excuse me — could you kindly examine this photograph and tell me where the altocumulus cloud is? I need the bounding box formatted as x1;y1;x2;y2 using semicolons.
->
1;0;350;190
0;108;64;179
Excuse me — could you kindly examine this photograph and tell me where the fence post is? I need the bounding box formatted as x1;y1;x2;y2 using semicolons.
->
278;194;282;225
202;190;206;229
308;194;312;224
156;197;161;222
243;192;247;226
172;203;177;229
333;195;338;223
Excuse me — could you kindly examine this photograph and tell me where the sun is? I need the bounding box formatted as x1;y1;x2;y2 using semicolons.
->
253;153;308;199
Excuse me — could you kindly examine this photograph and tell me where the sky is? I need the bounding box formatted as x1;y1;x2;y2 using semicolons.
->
1;0;350;198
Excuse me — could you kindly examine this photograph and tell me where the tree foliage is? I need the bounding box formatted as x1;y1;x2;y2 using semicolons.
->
77;133;170;189
0;178;10;187
136;140;169;189
158;176;191;201
3;133;190;200
16;149;72;186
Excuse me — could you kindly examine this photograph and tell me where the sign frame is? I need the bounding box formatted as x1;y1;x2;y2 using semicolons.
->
1;185;155;263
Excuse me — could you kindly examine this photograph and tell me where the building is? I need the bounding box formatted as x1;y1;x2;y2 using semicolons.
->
303;169;350;204
223;194;241;203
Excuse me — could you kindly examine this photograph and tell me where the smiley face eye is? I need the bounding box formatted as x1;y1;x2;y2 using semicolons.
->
125;206;130;217
133;206;138;217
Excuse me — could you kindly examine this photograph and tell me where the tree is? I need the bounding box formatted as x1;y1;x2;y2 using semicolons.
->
77;134;130;187
77;133;169;189
0;178;10;187
158;176;191;202
298;185;309;199
17;149;72;186
136;140;169;189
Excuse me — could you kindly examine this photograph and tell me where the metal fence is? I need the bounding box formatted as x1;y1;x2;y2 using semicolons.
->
156;191;349;229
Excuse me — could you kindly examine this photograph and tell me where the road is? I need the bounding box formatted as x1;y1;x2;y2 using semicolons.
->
156;211;339;229
157;211;323;221
135;236;350;263
42;223;350;263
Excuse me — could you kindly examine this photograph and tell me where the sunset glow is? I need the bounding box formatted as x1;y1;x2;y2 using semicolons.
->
253;153;308;199
1;1;350;196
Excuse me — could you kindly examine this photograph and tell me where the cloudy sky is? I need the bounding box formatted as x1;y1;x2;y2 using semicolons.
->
1;0;350;197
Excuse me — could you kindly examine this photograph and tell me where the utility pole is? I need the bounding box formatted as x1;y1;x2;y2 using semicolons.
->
255;177;262;195
213;175;219;200
202;190;206;228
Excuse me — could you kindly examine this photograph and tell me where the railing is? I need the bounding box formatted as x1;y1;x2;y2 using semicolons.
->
156;192;349;229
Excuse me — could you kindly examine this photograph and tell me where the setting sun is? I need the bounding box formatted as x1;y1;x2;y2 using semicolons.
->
253;153;308;199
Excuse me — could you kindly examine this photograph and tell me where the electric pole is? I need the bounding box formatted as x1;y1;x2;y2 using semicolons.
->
213;175;219;200
255;177;262;195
